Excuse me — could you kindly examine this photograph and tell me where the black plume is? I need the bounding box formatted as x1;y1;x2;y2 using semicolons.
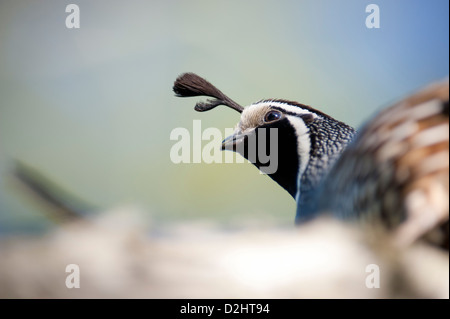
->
173;73;244;113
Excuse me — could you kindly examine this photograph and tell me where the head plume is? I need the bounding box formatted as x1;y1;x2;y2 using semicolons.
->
173;72;244;113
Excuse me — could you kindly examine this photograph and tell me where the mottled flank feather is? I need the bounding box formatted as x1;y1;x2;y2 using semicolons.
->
320;80;449;249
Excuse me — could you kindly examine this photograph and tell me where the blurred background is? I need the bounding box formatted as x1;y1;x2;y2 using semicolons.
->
0;0;448;234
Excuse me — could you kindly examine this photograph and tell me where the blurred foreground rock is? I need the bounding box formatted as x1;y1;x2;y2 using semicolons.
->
0;208;448;298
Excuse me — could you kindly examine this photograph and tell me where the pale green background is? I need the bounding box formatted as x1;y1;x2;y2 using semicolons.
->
0;0;448;233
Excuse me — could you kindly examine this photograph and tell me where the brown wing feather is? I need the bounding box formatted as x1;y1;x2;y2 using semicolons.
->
321;79;449;248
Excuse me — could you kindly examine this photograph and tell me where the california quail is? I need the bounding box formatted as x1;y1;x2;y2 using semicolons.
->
173;73;449;248
318;81;449;248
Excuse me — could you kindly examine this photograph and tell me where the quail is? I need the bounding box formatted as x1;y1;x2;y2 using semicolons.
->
173;73;449;248
319;81;449;248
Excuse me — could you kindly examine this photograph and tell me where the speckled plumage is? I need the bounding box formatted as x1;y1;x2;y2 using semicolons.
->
316;80;449;248
295;113;355;221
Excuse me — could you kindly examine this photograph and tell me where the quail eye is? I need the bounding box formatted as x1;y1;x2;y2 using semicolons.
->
264;110;282;122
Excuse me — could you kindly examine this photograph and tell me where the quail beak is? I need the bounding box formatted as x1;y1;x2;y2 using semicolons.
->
221;131;247;151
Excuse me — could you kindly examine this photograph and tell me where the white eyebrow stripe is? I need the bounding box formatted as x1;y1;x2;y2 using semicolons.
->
248;101;322;119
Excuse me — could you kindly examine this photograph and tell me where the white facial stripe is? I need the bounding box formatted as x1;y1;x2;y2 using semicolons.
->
248;101;322;119
285;115;311;201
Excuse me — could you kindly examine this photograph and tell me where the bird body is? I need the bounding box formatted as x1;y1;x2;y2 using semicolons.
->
317;81;449;247
174;73;449;248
